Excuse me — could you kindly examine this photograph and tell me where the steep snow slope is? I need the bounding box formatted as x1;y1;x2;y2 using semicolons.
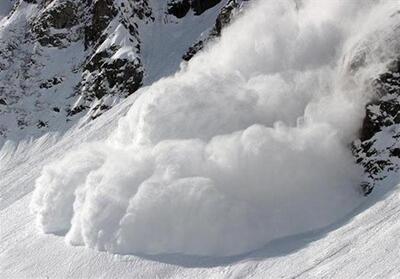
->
2;0;400;277
140;1;226;84
29;0;400;258
1;85;400;279
0;0;242;146
0;0;13;20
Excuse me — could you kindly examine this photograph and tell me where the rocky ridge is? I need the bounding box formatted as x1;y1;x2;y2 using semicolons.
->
353;59;400;195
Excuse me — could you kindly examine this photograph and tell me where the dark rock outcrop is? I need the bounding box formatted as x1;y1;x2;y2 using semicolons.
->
353;58;400;195
183;0;247;61
191;0;222;15
32;1;80;47
167;0;223;18
84;0;118;48
167;0;191;18
72;50;143;118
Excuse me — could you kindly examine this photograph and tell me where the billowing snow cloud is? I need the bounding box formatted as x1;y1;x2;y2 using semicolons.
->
31;0;400;256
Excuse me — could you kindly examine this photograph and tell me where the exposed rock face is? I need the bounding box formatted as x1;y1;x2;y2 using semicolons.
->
84;0;118;48
72;0;145;118
75;52;143;119
360;63;400;142
167;0;191;18
353;59;400;195
167;0;223;18
32;1;80;47
183;0;249;61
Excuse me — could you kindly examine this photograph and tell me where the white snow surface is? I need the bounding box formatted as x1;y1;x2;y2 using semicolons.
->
0;0;13;21
1;95;400;278
29;0;400;257
140;0;227;84
0;0;230;145
2;0;400;277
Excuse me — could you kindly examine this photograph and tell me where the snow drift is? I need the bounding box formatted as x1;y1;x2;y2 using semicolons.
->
31;0;400;256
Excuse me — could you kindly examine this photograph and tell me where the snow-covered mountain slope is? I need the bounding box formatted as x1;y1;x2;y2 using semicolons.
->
1;73;400;278
0;0;13;20
1;75;400;279
0;0;245;146
2;0;400;277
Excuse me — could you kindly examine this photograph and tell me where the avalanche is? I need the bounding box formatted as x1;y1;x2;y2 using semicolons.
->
30;0;400;257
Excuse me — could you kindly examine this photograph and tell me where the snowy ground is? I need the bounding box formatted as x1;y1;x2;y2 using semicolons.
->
1;90;400;278
0;0;13;21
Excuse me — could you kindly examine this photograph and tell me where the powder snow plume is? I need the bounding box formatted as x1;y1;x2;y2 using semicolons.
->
31;0;400;256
